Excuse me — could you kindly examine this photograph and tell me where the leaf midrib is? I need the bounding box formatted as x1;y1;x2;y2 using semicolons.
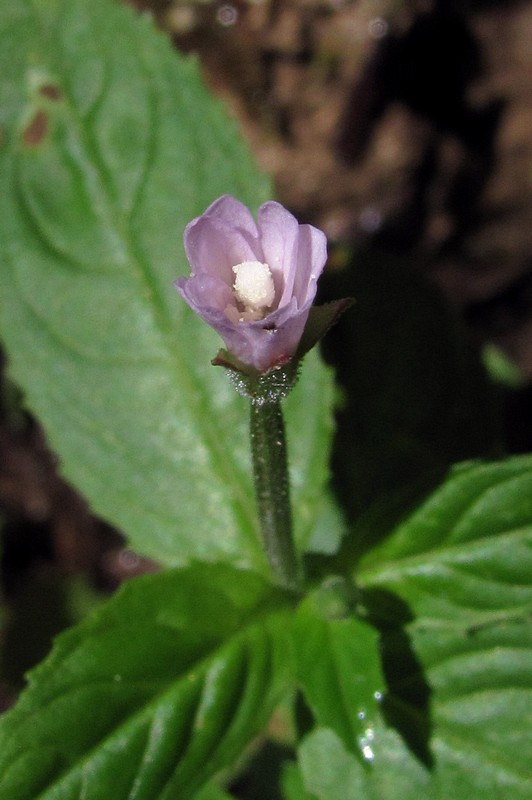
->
12;19;260;554
358;526;532;589
25;618;280;800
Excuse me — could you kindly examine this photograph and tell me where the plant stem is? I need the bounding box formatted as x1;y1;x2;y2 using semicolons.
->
249;398;301;592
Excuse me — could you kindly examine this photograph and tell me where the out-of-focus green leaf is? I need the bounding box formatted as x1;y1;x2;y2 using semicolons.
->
357;455;532;796
282;761;316;800
0;0;336;569
482;343;525;388
0;564;294;800
193;782;236;800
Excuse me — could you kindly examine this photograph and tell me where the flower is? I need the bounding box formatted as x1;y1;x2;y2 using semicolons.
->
174;195;328;374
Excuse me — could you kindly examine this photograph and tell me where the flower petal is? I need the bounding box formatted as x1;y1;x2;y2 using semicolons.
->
242;305;312;372
184;215;259;285
175;195;335;375
218;298;307;373
203;194;259;238
257;201;299;305
174;273;234;314
293;223;327;306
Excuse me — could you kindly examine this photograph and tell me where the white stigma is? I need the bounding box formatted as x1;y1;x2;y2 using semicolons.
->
232;260;275;315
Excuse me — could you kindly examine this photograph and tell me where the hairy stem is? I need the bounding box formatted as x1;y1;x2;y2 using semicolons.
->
249;399;301;591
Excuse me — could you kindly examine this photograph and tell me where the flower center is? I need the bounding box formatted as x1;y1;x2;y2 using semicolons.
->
231;260;275;320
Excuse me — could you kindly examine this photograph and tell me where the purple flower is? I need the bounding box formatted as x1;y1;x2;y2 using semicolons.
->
174;195;328;373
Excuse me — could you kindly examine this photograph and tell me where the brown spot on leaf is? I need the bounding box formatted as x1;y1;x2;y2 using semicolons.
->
22;110;48;147
39;84;62;101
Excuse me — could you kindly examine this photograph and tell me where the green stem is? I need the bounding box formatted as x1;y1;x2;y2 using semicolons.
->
249;398;301;592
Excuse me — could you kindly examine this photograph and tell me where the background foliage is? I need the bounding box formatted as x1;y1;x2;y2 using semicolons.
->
0;0;335;570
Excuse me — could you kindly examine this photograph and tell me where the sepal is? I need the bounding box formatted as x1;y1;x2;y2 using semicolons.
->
295;298;355;361
213;349;301;406
212;298;354;405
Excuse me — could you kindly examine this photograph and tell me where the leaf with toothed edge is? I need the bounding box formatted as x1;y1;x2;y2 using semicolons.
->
355;455;532;797
0;565;294;800
284;458;532;799
0;0;338;569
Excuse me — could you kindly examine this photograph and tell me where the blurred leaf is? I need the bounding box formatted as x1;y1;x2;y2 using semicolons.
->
193;783;237;800
482;343;525;388
0;0;336;569
0;564;294;800
282;761;316;800
357;454;532;796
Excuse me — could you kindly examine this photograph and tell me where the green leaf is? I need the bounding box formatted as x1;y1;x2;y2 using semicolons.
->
482;343;525;388
0;564;294;800
282;761;316;800
293;579;385;760
193;783;236;800
290;726;434;800
287;582;435;798
358;455;532;796
0;0;336;569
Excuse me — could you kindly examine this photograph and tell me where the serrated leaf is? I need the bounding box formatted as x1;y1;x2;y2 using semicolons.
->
0;0;336;569
291;726;433;800
293;579;385;760
0;564;294;800
358;456;532;619
358;455;532;796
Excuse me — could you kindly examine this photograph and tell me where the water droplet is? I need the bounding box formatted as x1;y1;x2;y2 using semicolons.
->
119;549;140;571
216;4;238;27
374;690;383;702
359;727;376;762
368;17;388;40
361;741;375;761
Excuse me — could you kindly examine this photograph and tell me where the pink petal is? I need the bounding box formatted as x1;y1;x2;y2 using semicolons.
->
257;201;299;305
238;305;311;372
176;195;333;374
184;215;259;286
294;223;327;305
174;273;234;313
203;194;260;239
